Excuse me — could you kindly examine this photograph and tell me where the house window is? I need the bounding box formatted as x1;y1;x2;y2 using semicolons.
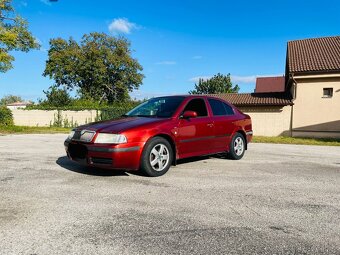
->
323;88;333;98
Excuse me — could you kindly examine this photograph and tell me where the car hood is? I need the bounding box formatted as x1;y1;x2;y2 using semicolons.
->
77;117;169;133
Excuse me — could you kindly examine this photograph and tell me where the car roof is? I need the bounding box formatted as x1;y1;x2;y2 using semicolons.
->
152;94;229;102
153;94;220;99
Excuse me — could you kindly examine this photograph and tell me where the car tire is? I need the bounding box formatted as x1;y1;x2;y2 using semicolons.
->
140;137;173;177
228;133;246;160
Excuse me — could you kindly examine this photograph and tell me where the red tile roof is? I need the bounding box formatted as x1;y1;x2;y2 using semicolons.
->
288;36;340;74
255;76;285;93
211;92;293;107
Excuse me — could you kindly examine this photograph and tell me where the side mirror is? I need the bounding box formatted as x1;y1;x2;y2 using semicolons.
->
182;110;198;119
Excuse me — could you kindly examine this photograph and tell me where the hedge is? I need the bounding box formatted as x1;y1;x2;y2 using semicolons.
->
0;106;14;126
26;100;141;111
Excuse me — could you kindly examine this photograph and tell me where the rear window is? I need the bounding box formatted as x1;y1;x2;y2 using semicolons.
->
208;98;234;116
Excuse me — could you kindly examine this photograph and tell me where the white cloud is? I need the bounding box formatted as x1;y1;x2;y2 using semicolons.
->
156;61;176;65
231;74;284;83
192;55;202;60
108;18;138;34
231;75;257;83
189;76;212;83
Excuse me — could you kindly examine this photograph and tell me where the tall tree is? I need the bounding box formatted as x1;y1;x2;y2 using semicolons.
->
189;73;239;94
43;32;144;103
0;0;40;72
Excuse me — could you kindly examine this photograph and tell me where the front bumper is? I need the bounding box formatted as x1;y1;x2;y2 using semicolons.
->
64;139;143;170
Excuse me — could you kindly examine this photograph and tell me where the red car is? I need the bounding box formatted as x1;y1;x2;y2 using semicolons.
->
64;95;252;177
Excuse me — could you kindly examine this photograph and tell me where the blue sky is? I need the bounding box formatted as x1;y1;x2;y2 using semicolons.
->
1;0;340;101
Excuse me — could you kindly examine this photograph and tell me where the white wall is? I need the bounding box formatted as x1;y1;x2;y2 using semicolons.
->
11;109;98;127
239;106;292;136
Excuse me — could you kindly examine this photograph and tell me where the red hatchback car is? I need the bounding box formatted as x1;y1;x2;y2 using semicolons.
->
64;95;252;176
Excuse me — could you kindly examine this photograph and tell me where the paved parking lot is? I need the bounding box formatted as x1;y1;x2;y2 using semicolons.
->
0;134;339;255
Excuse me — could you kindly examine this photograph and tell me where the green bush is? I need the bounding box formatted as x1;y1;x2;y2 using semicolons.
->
0;106;14;126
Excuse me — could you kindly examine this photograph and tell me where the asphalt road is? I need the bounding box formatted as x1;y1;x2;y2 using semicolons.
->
0;134;339;255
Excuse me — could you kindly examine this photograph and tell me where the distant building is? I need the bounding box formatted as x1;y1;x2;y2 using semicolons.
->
7;101;32;110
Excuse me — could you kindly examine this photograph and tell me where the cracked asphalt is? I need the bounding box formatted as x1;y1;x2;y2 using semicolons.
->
0;134;339;255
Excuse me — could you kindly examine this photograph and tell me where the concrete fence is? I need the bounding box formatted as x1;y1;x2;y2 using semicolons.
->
11;109;98;127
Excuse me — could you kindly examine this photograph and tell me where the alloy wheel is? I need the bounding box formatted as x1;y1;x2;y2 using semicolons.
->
234;137;244;156
149;143;170;171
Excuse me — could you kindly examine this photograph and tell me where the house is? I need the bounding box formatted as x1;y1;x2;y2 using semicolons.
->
6;101;32;110
214;35;340;138
286;36;340;138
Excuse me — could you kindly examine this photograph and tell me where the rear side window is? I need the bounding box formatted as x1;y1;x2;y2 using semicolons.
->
183;98;208;117
208;98;234;116
223;102;234;115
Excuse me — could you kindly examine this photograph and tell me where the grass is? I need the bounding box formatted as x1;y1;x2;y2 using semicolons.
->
253;136;340;146
0;125;70;134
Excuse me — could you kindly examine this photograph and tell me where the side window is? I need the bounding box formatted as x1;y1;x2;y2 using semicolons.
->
208;99;227;116
223;102;234;115
183;98;208;117
208;99;235;116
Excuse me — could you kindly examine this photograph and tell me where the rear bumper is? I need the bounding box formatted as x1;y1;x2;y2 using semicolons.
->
246;130;253;143
64;139;143;171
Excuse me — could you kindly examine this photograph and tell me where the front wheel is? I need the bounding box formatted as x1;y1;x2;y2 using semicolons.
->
140;137;173;177
228;133;246;160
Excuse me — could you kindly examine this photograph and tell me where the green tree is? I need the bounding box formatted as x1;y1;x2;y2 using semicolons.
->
0;94;23;105
43;32;144;103
189;73;240;94
42;85;72;107
0;0;40;72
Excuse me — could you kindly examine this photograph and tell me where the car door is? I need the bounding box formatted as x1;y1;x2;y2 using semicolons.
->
177;98;215;158
207;98;236;151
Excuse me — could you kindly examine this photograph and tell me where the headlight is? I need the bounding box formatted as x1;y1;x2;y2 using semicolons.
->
68;130;75;140
94;133;127;144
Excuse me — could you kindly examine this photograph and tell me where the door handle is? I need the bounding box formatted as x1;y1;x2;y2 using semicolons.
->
207;123;214;127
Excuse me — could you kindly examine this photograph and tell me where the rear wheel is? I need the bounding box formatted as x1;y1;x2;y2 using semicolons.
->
228;133;245;160
140;137;173;177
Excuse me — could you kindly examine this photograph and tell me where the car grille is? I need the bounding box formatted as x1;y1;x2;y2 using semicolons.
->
68;143;88;159
72;130;95;142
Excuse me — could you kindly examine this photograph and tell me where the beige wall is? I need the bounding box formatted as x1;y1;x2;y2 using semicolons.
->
292;74;340;137
12;109;98;127
239;106;292;136
60;110;98;126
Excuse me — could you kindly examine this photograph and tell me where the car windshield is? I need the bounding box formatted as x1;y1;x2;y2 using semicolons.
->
125;96;185;118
